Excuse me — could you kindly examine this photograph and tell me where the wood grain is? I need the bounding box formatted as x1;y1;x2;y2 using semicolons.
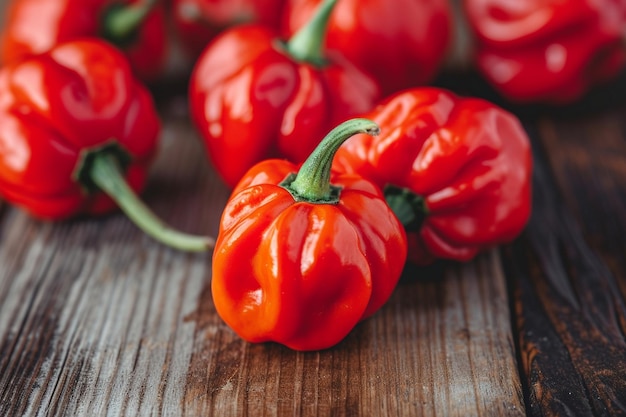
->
183;252;524;417
502;110;626;416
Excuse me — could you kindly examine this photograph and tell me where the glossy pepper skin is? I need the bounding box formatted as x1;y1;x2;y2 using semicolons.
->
172;0;287;57
0;39;158;218
281;0;452;95
333;88;532;265
0;39;213;251
212;119;407;351
463;0;626;104
189;0;380;188
0;0;167;81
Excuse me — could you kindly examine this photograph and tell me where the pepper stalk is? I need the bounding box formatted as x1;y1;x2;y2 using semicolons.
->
283;0;337;66
281;118;380;204
78;145;214;252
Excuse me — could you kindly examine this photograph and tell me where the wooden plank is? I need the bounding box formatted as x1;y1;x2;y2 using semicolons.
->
0;98;525;416
502;108;626;416
183;253;525;416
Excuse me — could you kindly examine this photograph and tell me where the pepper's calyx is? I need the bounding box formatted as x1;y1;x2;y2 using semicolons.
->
280;173;342;204
73;141;131;193
283;0;337;66
282;118;380;205
384;184;429;232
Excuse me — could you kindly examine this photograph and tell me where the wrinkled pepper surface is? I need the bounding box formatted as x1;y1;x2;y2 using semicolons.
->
0;0;167;81
212;119;407;351
281;0;452;95
463;0;626;103
0;39;212;251
333;88;532;265
172;0;286;57
189;0;380;187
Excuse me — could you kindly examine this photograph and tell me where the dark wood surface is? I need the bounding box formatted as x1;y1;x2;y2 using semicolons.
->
1;1;626;415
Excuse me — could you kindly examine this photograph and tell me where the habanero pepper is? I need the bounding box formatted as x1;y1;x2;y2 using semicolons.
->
281;0;453;95
0;0;167;81
332;88;532;265
172;0;286;58
212;119;407;351
463;0;626;104
188;0;380;188
0;39;212;252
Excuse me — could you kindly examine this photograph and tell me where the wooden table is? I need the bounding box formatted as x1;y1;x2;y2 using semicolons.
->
1;5;626;416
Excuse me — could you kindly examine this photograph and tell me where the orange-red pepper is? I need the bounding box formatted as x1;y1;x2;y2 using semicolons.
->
212;119;407;351
0;0;167;81
188;0;380;187
333;88;532;265
0;39;212;251
281;0;453;95
463;0;626;103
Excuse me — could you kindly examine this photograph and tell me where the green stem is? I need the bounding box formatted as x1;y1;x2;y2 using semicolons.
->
284;0;337;66
90;152;214;252
284;118;379;203
102;0;158;43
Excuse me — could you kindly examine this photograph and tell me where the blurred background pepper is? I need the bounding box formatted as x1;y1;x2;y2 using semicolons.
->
188;0;380;187
281;0;453;96
0;0;168;81
172;0;286;58
462;0;626;104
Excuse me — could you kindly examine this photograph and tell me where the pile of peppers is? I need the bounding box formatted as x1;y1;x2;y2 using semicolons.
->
5;0;623;351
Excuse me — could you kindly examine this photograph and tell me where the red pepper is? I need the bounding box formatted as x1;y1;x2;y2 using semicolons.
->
212;119;407;351
333;88;532;265
281;0;453;95
463;0;626;103
0;0;167;81
172;0;286;57
0;39;212;252
188;0;381;188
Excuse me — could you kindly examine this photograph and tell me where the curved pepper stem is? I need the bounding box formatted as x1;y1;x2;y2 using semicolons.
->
102;0;158;44
284;0;337;66
90;152;214;252
286;118;380;203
